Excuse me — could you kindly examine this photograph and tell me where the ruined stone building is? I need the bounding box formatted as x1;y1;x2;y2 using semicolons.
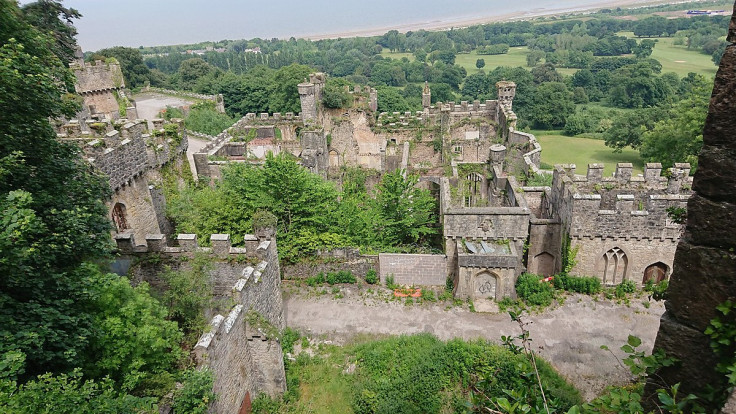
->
192;74;691;304
57;56;288;414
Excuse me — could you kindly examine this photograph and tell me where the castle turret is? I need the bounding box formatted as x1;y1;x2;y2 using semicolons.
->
422;81;431;109
298;80;317;123
309;72;326;102
496;81;516;110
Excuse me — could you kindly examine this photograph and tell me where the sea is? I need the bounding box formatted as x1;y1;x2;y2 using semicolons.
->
62;0;673;51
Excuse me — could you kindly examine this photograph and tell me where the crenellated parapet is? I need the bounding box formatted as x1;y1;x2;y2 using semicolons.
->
57;118;187;191
550;163;692;241
71;59;125;92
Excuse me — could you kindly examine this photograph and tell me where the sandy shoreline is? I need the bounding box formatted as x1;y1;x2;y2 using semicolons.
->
297;0;692;40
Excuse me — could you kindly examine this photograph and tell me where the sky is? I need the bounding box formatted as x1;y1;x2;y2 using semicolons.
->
33;0;655;51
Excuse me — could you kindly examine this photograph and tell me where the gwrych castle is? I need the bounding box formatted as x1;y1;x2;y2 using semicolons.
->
56;55;690;412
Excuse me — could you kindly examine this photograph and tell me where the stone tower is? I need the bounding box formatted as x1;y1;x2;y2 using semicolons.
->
298;80;317;123
309;72;326;102
496;81;516;110
422;81;432;108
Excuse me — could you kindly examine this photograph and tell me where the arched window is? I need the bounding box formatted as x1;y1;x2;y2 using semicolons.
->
111;203;129;232
602;247;628;284
329;150;339;168
643;262;668;284
465;173;483;207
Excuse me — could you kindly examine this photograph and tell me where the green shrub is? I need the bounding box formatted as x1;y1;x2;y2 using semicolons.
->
171;369;215;414
615;280;637;298
305;270;356;286
281;327;301;354
365;269;378;284
515;273;555;307
421;289;436;302
385;274;398;290
553;274;601;294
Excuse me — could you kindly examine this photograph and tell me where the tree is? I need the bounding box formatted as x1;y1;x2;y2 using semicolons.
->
176;58;213;90
20;0;80;64
639;83;710;170
1;0;112;377
475;58;485;70
603;108;662;152
633;39;656;59
374;170;438;246
95;46;152;88
528;82;575;128
268;63;313;114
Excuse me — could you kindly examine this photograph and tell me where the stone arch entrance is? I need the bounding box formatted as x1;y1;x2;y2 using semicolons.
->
643;262;668;284
474;271;499;300
602;247;628;284
533;252;555;276
111;203;129;232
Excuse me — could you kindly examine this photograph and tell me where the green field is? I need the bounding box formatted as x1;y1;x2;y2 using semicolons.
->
618;31;718;77
533;130;644;175
381;47;530;73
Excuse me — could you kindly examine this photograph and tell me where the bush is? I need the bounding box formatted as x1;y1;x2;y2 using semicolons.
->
420;289;436;302
644;279;669;301
305;270;356;286
615;280;637;298
365;269;378;284
515;273;555;307
385;274;398;290
171;369;215;414
553;274;601;294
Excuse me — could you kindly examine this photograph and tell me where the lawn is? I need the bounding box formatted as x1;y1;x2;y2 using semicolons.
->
381;47;530;74
532;130;644;176
618;32;719;78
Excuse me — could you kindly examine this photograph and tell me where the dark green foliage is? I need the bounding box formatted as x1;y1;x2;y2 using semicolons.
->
0;0;113;377
321;79;352;108
528;82;575;128
0;368;157;414
364;269;378;285
553;274;601;295
644;279;669;301
159;253;213;342
515;274;555;307
20;0;81;64
183;101;235;136
615;280;637;298
305;270;356;286
351;334;580;414
280;328;301;354
171;369;215;414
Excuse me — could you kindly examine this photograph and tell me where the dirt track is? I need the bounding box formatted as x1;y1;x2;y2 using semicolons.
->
283;285;664;400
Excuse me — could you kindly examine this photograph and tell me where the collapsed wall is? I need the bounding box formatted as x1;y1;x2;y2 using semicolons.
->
116;231;286;414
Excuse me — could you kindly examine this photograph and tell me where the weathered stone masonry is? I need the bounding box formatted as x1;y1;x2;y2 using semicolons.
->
116;231;287;414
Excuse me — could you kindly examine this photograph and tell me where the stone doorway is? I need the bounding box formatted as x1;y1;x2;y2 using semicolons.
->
533;252;555;276
473;271;498;300
643;262;668;284
111;203;129;232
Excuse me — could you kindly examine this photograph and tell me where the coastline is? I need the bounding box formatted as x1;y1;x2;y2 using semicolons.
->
297;0;695;40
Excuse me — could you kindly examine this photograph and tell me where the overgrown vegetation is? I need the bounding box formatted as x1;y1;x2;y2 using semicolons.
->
252;334;580;414
305;270;357;286
165;154;440;263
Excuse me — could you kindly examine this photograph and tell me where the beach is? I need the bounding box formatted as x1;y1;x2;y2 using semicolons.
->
299;0;696;40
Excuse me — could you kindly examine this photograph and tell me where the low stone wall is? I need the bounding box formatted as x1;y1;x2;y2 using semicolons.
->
378;253;447;286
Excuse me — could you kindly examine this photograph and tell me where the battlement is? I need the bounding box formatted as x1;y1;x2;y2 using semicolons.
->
58;118;187;191
551;163;692;240
115;232;274;258
71;59;125;93
241;112;302;123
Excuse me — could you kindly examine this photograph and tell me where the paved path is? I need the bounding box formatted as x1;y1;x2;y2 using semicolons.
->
284;286;664;400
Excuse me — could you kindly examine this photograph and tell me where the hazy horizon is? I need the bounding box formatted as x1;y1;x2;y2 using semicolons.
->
44;0;671;51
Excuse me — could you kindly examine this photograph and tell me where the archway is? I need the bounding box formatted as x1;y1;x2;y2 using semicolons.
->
533;252;555;276
474;271;499;300
111;203;129;232
602;247;628;284
643;262;668;284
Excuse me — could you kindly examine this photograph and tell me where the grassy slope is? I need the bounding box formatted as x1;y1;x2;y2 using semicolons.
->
618;31;718;77
533;130;644;175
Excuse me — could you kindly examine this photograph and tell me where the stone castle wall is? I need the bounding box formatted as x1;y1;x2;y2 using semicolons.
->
117;232;286;414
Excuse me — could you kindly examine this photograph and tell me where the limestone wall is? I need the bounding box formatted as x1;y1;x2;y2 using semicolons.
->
117;232;286;413
378;253;448;286
72;60;125;92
